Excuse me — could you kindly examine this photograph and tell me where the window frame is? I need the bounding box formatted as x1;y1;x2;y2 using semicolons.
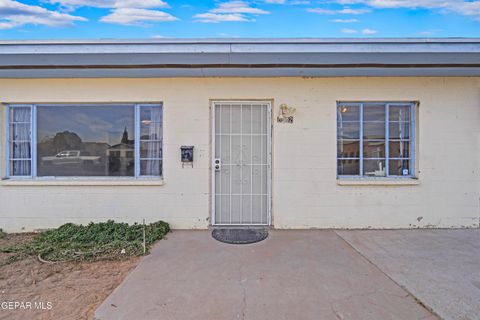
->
337;101;416;179
5;103;163;180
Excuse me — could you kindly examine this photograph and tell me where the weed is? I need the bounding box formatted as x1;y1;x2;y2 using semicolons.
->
0;220;170;264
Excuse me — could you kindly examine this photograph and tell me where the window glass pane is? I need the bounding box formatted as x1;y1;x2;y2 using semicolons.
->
389;122;410;139
10;107;31;122
337;159;359;175
363;159;386;177
337;122;360;139
140;106;162;123
337;140;359;158
140;121;162;140
389;105;411;122
337;102;414;178
389;160;410;176
363;141;385;158
140;160;162;176
337;105;359;121
9;107;32;177
10;160;31;176
37;105;135;177
140;141;163;158
363;104;385;121
10;142;31;159
389;140;410;158
10;123;31;141
363;122;385;140
139;105;163;177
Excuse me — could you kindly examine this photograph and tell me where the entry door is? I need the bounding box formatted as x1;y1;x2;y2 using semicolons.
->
212;101;271;225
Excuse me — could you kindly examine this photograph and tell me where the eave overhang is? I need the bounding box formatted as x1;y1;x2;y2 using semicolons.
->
0;38;479;78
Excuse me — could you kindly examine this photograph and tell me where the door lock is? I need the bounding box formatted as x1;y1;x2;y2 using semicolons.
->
214;158;221;171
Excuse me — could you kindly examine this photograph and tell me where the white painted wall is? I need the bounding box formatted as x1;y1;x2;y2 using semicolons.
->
0;77;479;231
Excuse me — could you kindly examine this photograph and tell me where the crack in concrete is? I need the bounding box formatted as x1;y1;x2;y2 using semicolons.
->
333;231;441;320
238;258;247;320
330;303;345;320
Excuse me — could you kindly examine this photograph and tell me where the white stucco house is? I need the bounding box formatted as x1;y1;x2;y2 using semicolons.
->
0;38;479;231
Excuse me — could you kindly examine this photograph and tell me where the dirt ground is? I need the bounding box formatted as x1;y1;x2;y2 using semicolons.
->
0;233;140;320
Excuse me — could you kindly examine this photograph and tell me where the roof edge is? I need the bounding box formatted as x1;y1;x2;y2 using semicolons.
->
1;37;480;45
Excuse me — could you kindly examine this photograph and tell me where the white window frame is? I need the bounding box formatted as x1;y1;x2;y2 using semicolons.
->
5;103;163;180
337;101;416;179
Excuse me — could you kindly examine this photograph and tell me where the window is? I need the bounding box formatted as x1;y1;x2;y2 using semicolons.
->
337;102;415;178
6;104;163;179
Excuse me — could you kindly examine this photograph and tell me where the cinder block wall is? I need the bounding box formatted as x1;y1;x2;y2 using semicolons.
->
0;77;479;231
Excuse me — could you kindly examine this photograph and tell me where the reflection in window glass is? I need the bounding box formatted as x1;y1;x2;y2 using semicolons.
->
389;160;410;176
364;159;386;177
7;104;163;179
363;141;386;158
337;105;359;121
338;159;360;175
337;140;360;159
337;102;415;177
37;105;135;177
363;122;386;140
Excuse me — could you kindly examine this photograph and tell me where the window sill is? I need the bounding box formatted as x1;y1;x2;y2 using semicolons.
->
0;178;165;186
336;178;420;186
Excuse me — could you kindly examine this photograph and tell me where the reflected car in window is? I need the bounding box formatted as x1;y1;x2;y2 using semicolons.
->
40;150;101;166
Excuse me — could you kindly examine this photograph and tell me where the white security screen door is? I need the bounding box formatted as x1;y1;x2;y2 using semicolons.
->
212;102;271;225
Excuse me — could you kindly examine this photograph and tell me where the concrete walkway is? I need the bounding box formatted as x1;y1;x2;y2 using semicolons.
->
95;230;435;320
337;229;480;320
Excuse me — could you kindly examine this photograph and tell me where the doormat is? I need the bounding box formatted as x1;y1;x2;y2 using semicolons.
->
212;228;268;244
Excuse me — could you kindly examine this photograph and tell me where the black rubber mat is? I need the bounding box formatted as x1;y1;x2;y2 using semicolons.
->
212;228;268;244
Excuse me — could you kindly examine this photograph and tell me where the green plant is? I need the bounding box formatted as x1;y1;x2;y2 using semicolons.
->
0;220;170;264
0;228;6;240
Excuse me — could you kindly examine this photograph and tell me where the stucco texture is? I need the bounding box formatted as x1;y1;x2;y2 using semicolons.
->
0;77;479;231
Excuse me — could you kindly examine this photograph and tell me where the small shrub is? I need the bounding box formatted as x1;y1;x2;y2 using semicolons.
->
0;228;6;240
0;220;170;264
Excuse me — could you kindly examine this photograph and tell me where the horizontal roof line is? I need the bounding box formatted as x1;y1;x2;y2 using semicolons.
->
1;38;480;45
0;38;478;77
2;63;480;70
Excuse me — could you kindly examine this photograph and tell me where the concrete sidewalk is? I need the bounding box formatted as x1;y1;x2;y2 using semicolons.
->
95;230;435;320
337;229;480;320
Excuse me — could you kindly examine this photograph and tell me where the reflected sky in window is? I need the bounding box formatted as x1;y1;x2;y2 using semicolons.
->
37;105;134;145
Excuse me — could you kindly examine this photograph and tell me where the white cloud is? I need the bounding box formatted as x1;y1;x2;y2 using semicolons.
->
263;0;310;4
46;0;169;10
340;27;378;34
290;1;310;4
47;0;177;25
335;0;480;20
195;1;268;23
194;12;249;23
331;18;359;22
101;8;177;25
114;0;169;8
339;7;370;14
211;1;269;14
307;8;336;14
0;0;85;29
361;28;377;34
308;6;370;15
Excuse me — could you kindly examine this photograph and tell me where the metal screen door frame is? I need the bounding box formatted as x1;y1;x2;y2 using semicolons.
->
211;100;272;226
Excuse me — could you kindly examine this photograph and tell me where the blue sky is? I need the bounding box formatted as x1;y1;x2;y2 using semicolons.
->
0;0;479;39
